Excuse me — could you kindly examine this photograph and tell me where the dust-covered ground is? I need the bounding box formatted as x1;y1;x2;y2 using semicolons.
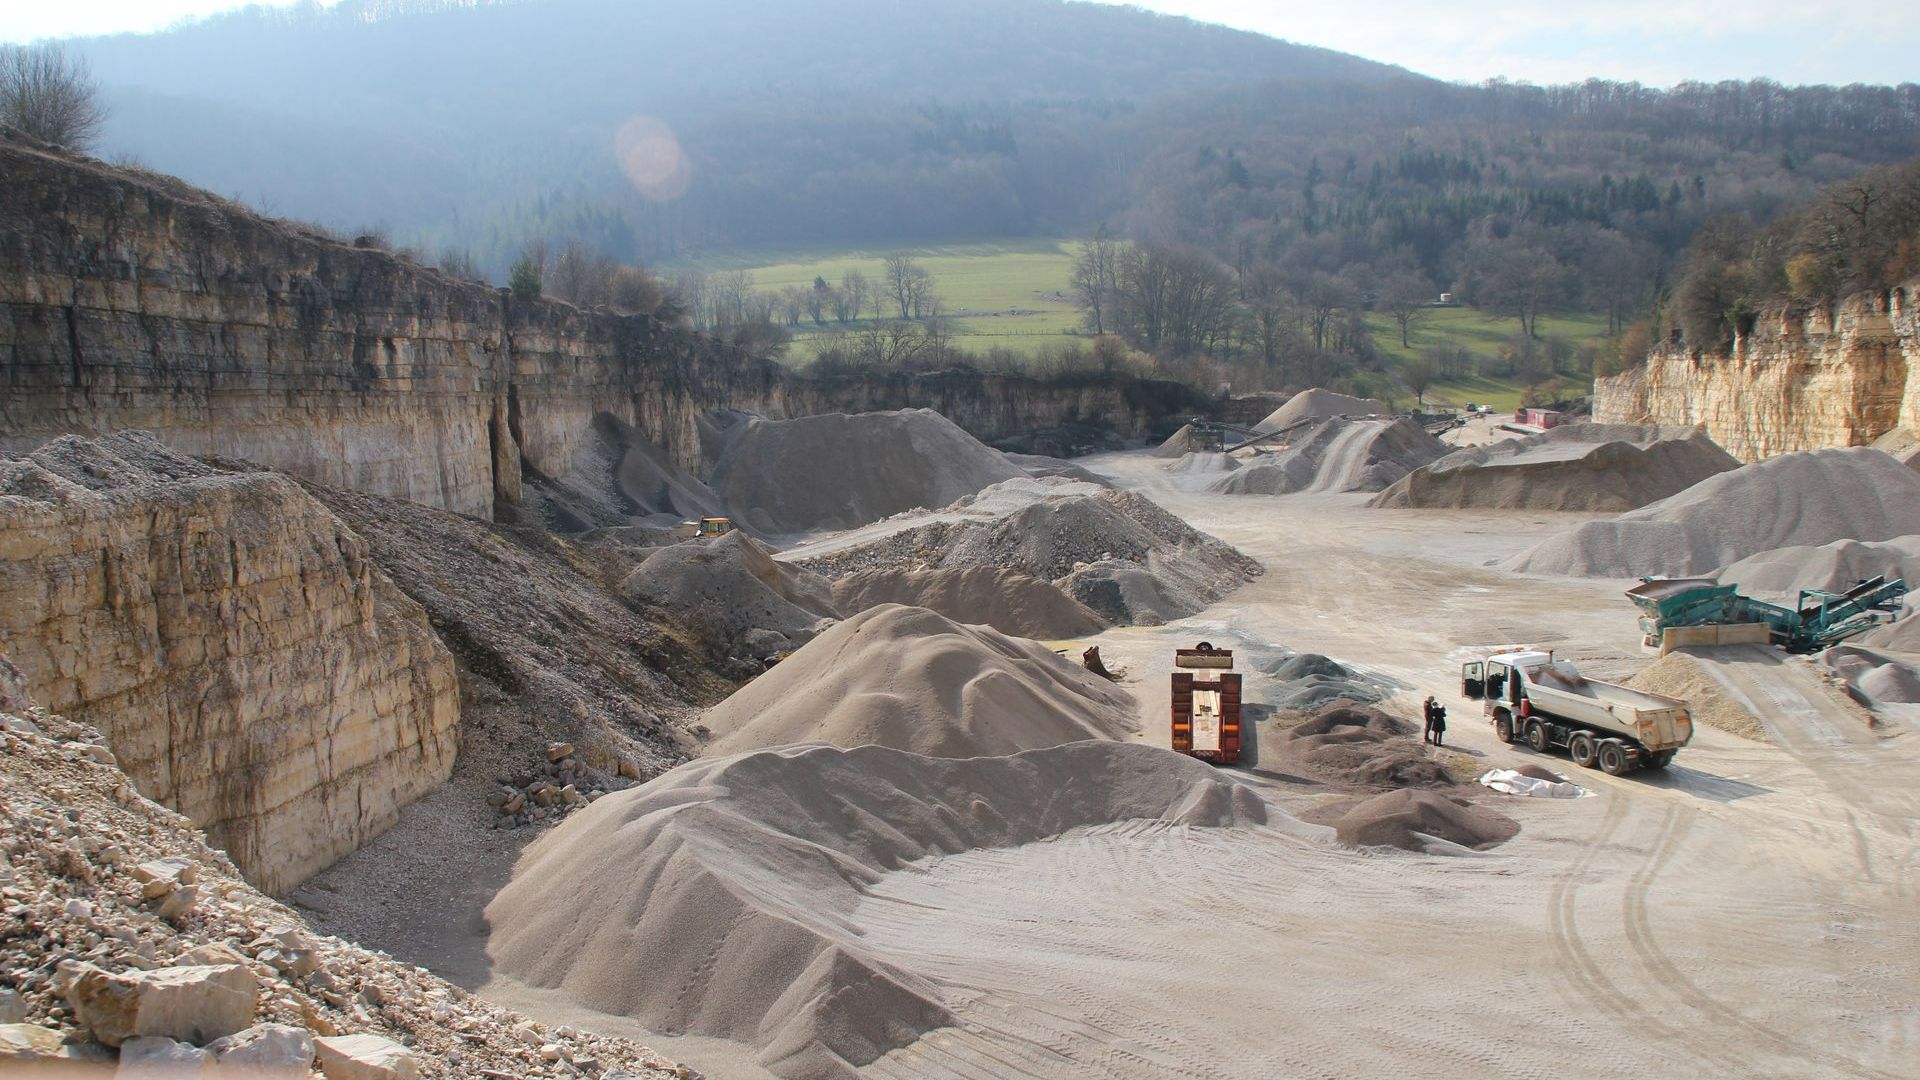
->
473;447;1920;1080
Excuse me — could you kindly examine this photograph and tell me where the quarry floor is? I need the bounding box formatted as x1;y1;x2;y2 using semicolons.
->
354;449;1920;1079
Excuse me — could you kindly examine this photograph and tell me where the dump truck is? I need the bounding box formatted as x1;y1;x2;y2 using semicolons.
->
1172;642;1242;765
1461;649;1691;775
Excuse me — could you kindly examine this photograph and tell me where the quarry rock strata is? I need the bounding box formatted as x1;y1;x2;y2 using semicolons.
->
1594;281;1919;461
0;433;459;894
1;135;1206;519
0;133;780;519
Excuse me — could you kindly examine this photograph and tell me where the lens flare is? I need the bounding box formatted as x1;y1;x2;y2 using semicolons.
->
613;115;690;201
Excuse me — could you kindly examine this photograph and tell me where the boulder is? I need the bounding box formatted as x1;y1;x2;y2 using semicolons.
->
115;1035;212;1076
0;1023;66;1061
207;1023;316;1077
63;964;258;1047
314;1034;420;1080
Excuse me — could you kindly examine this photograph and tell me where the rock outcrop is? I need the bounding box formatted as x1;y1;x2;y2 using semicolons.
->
0;131;778;520
0;433;459;894
1594;282;1920;461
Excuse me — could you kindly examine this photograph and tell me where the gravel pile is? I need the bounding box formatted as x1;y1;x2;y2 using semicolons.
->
1717;535;1920;602
1371;424;1740;511
830;567;1108;639
619;531;840;661
1871;427;1920;470
1624;652;1771;743
487;741;1266;1079
1822;645;1920;706
697;604;1137;759
0;668;684;1078
1270;702;1456;790
1254;389;1388;432
794;478;1262;626
708;409;1023;534
1310;789;1520;852
1214;418;1446;495
1505;448;1920;578
1264;654;1391;710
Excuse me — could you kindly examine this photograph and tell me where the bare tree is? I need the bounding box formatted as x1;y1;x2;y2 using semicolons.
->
1071;225;1119;335
806;276;832;325
709;269;754;330
0;45;107;149
882;253;936;319
838;269;870;323
1380;271;1435;348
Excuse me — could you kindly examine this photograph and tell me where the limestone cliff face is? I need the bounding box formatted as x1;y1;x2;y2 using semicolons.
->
1594;282;1920;460
0;433;460;895
0;133;781;519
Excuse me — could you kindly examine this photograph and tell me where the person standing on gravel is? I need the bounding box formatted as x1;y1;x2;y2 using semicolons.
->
1430;703;1448;747
1422;695;1439;744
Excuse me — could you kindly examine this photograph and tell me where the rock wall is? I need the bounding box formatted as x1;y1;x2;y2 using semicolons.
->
0;433;460;895
1594;281;1920;460
0;132;780;520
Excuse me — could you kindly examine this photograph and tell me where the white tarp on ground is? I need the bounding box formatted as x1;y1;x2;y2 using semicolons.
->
1477;769;1587;799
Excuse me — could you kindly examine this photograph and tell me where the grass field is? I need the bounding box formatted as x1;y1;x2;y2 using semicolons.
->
689;240;1608;409
679;239;1083;359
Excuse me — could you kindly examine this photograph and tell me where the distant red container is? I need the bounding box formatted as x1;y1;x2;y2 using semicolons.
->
1520;408;1564;429
1171;644;1242;765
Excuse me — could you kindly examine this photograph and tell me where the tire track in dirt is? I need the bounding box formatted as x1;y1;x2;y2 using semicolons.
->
1620;806;1908;1080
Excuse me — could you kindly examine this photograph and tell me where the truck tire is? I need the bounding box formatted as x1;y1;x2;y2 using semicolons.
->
1494;712;1514;743
1569;732;1597;768
1526;720;1549;753
1597;740;1631;776
1644;749;1676;770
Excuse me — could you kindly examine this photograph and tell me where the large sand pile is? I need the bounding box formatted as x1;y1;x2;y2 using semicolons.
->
1371;424;1739;511
485;741;1268;1080
1265;654;1391;710
830;567;1108;639
618;532;839;659
1270;702;1455;790
1254;388;1388;432
698;604;1137;758
1625;651;1771;742
708;410;1023;534
600;413;727;521
1505;448;1920;578
1717;535;1920;602
1213;418;1446;495
794;478;1262;625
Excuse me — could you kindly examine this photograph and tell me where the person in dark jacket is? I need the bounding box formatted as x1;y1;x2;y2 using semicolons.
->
1430;703;1448;747
1422;695;1439;744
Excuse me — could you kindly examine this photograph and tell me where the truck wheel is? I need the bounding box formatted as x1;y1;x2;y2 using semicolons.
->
1494;713;1514;743
1526;721;1549;753
1644;750;1676;770
1598;740;1631;776
1569;732;1597;768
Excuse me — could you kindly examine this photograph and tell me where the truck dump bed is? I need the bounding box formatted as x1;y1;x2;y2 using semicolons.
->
1519;660;1692;751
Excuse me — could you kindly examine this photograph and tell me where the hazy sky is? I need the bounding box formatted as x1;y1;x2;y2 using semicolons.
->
0;0;1913;87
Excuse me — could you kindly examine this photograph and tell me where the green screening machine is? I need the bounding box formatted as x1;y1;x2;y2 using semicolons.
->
1626;575;1909;654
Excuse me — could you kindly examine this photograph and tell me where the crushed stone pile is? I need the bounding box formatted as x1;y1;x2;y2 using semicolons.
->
0;664;685;1078
1625;652;1771;743
1861;612;1920;651
1165;451;1241;475
1504;448;1920;578
1717;535;1920;603
1309;790;1519;852
1153;424;1205;458
1270;702;1455;790
1822;645;1920;706
708;409;1024;534
601;413;727;522
486;741;1269;1080
829;567;1107;640
1254;388;1388;433
1214;418;1446;495
1265;654;1390;710
1371;423;1740;511
697;604;1136;759
1004;452;1110;487
793;477;1262;626
619;531;840;661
